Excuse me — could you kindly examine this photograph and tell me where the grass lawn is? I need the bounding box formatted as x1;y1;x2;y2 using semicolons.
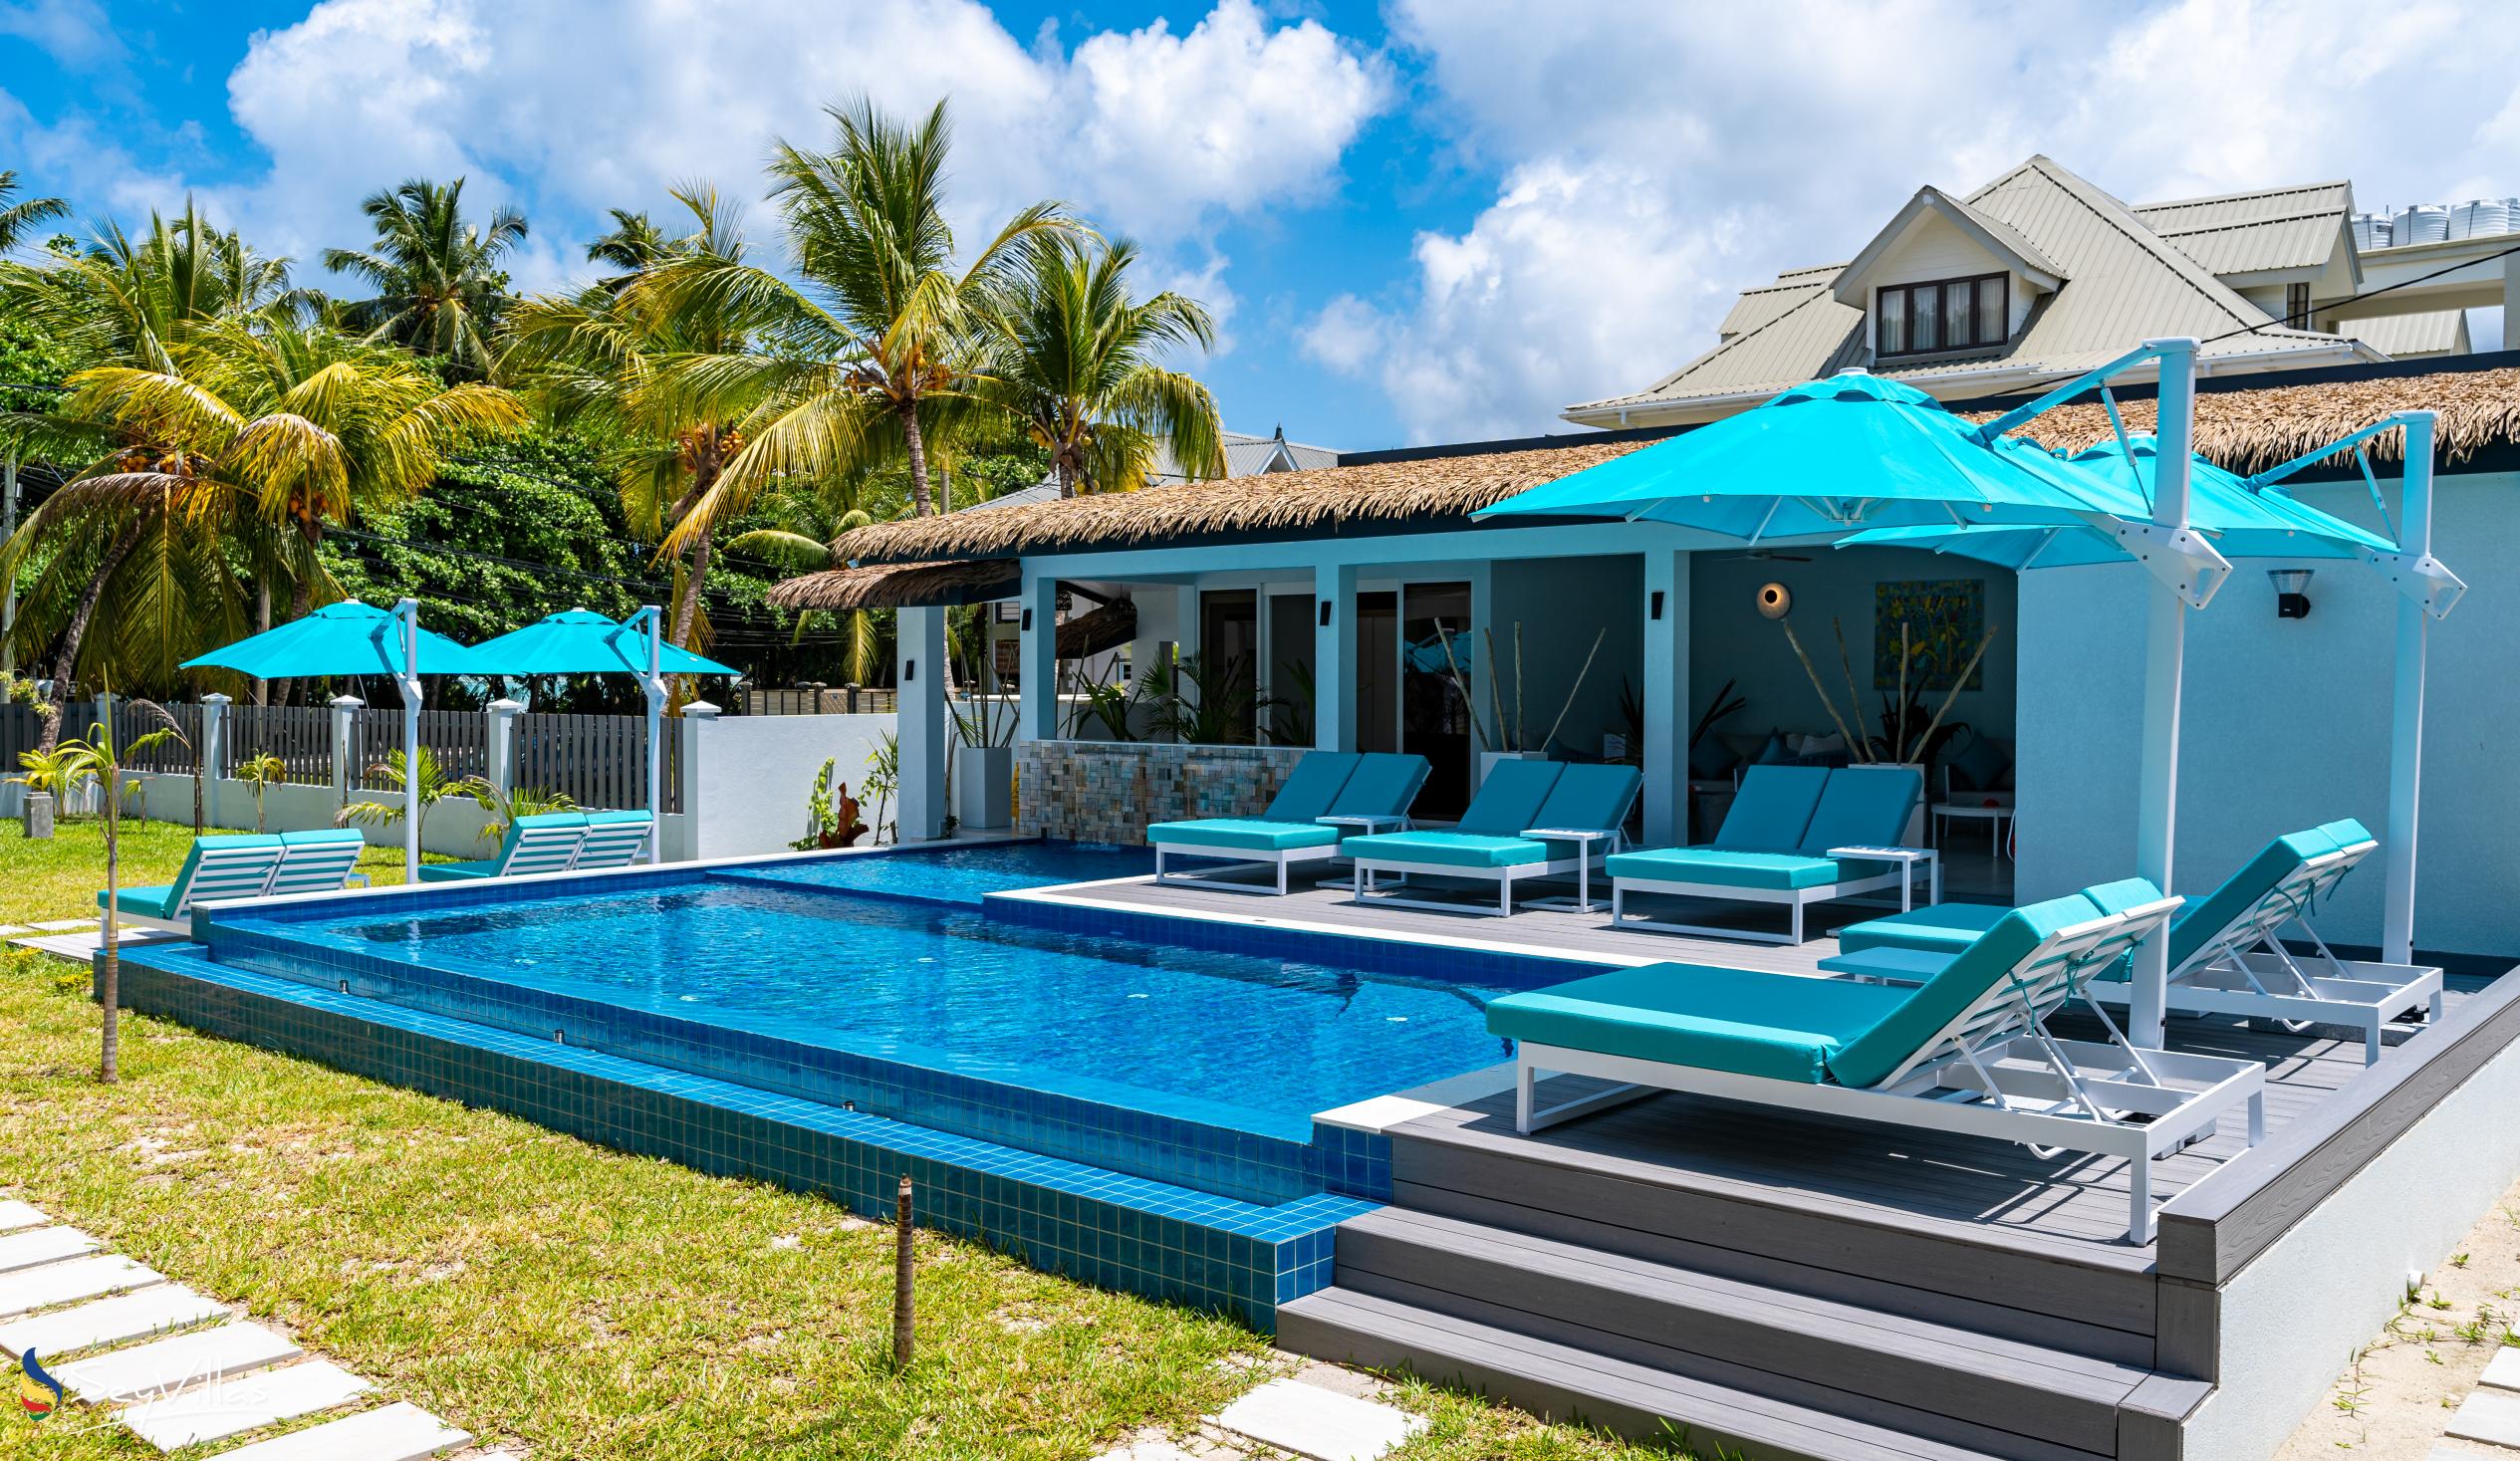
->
0;821;1676;1460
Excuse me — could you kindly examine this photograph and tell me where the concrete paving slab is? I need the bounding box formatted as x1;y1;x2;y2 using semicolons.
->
214;1401;471;1461
1213;1377;1424;1461
2484;1348;2520;1394
0;1226;98;1274
2448;1388;2520;1450
0;1200;49;1234
122;1358;373;1449
0;1286;226;1358
0;1256;160;1319
53;1321;299;1402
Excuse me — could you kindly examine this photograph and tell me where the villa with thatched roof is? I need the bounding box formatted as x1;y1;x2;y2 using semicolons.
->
793;151;2520;971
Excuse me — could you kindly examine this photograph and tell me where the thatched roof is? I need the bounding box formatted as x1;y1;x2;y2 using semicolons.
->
1968;366;2520;473
825;439;1652;566
811;366;2520;568
766;559;1018;611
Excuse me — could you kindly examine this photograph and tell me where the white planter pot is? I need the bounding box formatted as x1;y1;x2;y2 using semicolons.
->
22;790;53;840
956;746;1014;831
1478;750;1549;786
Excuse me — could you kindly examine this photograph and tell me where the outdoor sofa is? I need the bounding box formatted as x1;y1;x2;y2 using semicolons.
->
1604;764;1926;943
1146;751;1429;895
1341;760;1641;917
1488;878;2266;1243
1826;819;2442;1064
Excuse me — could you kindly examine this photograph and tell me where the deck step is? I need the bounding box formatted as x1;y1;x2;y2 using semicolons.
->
1279;1286;2059;1461
1331;1206;2152;1458
0;1285;227;1358
211;1400;470;1461
121;1358;373;1449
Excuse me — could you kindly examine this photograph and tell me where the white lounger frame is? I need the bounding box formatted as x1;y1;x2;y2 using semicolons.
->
1152;838;1347;896
2085;839;2443;1064
1514;896;2267;1244
1346;783;1641;918
1610;858;1920;944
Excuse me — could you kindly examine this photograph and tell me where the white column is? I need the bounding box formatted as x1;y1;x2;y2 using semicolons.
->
485;699;523;798
1640;549;1691;848
2383;410;2437;965
1314;563;1357;752
2129;338;2198;1050
895;606;948;842
677;700;718;863
1016;575;1059;744
329;695;363;812
198;692;230;829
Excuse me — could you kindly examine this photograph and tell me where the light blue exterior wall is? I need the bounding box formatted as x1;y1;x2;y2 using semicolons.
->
2019;470;2517;959
1488;554;1643;759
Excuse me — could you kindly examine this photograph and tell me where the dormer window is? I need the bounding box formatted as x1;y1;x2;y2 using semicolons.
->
1876;273;2008;358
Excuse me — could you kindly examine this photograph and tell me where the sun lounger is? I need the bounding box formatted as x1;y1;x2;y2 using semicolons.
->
1342;762;1640;917
1490;880;2265;1243
570;810;655;870
1149;752;1429;894
1831;820;2442;1064
415;811;589;882
266;829;371;898
98;834;288;933
1605;765;1925;943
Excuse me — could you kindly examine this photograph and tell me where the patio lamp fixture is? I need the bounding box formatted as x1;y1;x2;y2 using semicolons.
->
2268;569;2314;618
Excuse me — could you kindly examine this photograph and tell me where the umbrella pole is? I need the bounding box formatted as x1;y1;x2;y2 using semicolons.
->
2383;412;2437;965
397;599;422;885
642;606;665;864
2130;340;2198;1052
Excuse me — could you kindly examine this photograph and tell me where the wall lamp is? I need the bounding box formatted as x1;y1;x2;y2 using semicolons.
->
2267;569;2314;620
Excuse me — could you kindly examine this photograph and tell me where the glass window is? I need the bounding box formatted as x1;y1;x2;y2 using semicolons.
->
1910;284;1941;352
1876;273;2007;358
1942;283;1971;349
1974;277;2004;343
1878;289;1906;354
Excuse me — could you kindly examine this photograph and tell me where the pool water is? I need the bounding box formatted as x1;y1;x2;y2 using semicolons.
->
255;876;1520;1142
717;841;1153;904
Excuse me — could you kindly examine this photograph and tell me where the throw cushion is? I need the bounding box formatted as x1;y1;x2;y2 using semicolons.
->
1946;729;2010;793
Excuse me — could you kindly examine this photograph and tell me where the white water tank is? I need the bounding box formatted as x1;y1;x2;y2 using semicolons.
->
2448;199;2511;239
2393;204;2450;245
2351;212;2391;250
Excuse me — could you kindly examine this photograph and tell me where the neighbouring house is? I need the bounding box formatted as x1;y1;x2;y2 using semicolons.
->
1563;155;2513;427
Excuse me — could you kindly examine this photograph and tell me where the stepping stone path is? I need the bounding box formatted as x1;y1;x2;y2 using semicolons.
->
2443;1348;2520;1454
0;1194;492;1459
1092;1362;1426;1461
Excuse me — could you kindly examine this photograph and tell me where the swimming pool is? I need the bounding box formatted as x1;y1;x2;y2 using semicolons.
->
716;840;1152;904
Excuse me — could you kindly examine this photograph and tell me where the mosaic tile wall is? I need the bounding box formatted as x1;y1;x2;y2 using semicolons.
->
1017;742;1310;843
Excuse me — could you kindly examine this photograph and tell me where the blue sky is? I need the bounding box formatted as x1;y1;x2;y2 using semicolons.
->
6;1;2518;451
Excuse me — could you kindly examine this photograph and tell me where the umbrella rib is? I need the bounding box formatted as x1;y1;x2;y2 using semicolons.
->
2099;386;2148;512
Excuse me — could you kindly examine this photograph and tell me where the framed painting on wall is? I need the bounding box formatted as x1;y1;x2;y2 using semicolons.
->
1875;579;1987;691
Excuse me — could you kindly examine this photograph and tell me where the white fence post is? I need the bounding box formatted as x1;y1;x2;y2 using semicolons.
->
199;692;230;828
330;694;363;811
485;699;523;798
678;700;718;862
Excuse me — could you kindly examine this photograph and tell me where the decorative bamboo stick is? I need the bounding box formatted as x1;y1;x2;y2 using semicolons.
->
1434;621;1490;753
1895;620;1910;762
1909;626;1999;762
1831;617;1870;762
1514;622;1526;753
1539;626;1610;758
1779;621;1864;756
1482;626;1508;750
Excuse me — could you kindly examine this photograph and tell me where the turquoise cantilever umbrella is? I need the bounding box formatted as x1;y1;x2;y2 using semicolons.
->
465;608;737;862
1837;435;2397;569
181;599;483;882
1477;370;2140;539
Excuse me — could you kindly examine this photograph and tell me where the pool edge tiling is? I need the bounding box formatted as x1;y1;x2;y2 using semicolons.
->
108;943;1371;1333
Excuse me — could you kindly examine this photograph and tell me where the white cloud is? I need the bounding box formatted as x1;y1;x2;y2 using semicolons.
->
1298;293;1385;374
1355;0;2520;442
0;0;120;69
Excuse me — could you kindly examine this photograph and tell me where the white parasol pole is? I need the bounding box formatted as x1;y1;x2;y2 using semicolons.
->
2129;339;2199;1050
394;598;423;883
2383;411;2437;964
633;606;665;863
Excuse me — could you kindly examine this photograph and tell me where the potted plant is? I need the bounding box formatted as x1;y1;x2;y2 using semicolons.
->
789;758;868;850
951;693;1016;833
1430;621;1608;785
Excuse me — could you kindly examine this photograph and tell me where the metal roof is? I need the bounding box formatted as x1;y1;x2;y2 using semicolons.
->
2131;180;2355;276
1568;156;2369;420
2338;309;2470;359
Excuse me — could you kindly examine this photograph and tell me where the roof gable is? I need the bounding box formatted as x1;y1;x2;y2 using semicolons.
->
2132;180;2359;279
1831;186;2063;307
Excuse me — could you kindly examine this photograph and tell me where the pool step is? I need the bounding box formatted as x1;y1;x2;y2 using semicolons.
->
1280;1287;2032;1461
1309;1205;2172;1459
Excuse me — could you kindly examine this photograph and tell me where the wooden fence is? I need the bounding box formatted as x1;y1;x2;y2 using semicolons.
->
736;686;897;715
220;704;335;784
515;712;679;815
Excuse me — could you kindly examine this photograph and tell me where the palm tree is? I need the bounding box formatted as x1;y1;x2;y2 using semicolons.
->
724;480;882;684
631;96;1081;549
976;235;1224;497
0;321;523;736
0;170;68;253
501;185;760;655
49;699;172;1082
323;177;527;379
586;208;689;281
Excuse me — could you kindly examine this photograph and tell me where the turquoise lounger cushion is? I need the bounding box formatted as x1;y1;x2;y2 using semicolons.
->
1828;887;2122;1089
2167;830;2330;970
1528;764;1640;834
1836;901;2010;957
101;833;284;918
1488;963;1908;1084
1456;759;1564;837
101;883;180;920
1325;753;1428;819
1797;767;1921;855
1604;848;1843;889
1262;752;1361;823
1150;819;1344;852
2316;818;2377;852
1341;831;1547;869
1714;765;1830;852
416;860;498;881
